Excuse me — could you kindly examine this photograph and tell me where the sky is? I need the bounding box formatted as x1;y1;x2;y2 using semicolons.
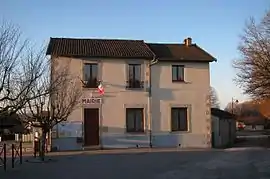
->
1;0;269;109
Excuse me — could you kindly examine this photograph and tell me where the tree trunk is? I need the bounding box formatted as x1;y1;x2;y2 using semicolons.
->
39;128;47;161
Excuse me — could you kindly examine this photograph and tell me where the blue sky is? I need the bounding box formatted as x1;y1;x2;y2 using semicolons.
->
1;0;269;108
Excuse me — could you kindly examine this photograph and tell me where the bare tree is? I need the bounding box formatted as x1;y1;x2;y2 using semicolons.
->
233;10;270;100
0;21;45;121
20;60;82;160
224;101;241;115
210;86;220;108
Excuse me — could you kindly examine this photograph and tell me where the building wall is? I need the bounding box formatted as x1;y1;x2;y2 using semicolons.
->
51;57;211;150
245;125;264;130
151;62;211;148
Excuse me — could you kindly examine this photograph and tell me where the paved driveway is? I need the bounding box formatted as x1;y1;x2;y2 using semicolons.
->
2;148;270;179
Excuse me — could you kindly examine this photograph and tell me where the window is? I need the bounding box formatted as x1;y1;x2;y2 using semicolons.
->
126;108;144;133
171;107;188;131
127;64;143;89
172;65;184;82
83;63;98;88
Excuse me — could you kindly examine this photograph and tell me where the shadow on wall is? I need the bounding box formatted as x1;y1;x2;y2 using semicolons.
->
52;124;209;151
101;126;149;148
101;126;207;148
151;63;175;134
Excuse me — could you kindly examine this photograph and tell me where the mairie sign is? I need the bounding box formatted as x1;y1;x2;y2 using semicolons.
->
82;98;102;104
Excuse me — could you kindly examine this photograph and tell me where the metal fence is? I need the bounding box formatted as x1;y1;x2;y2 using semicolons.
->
0;143;7;171
15;133;34;143
0;142;22;171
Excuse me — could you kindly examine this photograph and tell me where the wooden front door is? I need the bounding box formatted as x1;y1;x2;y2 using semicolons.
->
84;108;99;146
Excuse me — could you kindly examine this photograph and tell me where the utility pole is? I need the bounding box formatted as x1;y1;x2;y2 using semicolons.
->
231;98;234;114
231;98;239;115
148;57;158;148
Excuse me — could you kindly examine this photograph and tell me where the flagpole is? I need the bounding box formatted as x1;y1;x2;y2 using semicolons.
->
100;99;103;149
100;96;103;150
98;81;104;150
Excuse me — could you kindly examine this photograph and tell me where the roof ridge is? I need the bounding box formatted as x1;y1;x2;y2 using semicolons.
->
50;37;144;42
146;42;197;46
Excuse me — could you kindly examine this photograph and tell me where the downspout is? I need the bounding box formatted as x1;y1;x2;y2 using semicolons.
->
148;56;158;148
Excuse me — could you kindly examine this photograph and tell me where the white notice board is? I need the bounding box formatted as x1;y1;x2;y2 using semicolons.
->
55;121;83;138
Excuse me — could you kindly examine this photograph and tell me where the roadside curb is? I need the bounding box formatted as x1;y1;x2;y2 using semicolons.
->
15;148;224;157
225;147;268;151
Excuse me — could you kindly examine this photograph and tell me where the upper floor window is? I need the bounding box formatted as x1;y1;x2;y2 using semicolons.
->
172;65;184;82
126;108;144;133
127;64;143;89
171;107;188;132
84;63;98;88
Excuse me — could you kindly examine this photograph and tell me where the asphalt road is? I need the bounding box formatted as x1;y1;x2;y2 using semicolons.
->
235;130;270;148
2;148;270;179
237;130;270;137
2;130;270;179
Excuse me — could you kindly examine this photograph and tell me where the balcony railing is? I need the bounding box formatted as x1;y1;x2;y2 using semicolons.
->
82;79;98;88
82;79;144;89
126;80;144;89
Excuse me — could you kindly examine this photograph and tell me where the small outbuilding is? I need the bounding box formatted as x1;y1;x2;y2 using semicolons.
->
211;108;236;148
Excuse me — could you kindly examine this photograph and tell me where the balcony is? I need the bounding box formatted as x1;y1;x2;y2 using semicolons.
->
126;80;144;89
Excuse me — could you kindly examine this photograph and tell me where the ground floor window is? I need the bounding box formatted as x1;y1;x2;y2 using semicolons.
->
126;108;144;133
171;107;188;131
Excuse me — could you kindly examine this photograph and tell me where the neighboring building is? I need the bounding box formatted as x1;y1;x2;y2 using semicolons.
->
245;123;265;131
234;101;267;130
211;108;236;148
237;106;267;131
46;37;216;151
0;113;25;141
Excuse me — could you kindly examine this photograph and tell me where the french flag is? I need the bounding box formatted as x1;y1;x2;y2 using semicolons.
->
98;82;104;95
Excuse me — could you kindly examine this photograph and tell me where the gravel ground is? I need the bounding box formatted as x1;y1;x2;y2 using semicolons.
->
2;148;270;179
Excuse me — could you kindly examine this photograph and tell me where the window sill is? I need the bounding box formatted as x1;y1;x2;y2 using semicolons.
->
82;86;98;89
125;131;146;135
172;80;188;83
125;88;145;91
170;130;190;134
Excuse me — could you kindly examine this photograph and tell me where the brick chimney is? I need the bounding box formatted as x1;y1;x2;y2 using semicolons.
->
184;37;192;46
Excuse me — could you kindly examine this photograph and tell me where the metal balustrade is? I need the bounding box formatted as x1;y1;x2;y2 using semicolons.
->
0;142;22;171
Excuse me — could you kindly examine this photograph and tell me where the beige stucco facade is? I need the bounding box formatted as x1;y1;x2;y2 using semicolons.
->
51;56;212;151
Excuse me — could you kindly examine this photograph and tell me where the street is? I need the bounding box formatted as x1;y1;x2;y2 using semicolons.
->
1;148;270;179
2;130;270;179
236;130;270;138
234;130;270;148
